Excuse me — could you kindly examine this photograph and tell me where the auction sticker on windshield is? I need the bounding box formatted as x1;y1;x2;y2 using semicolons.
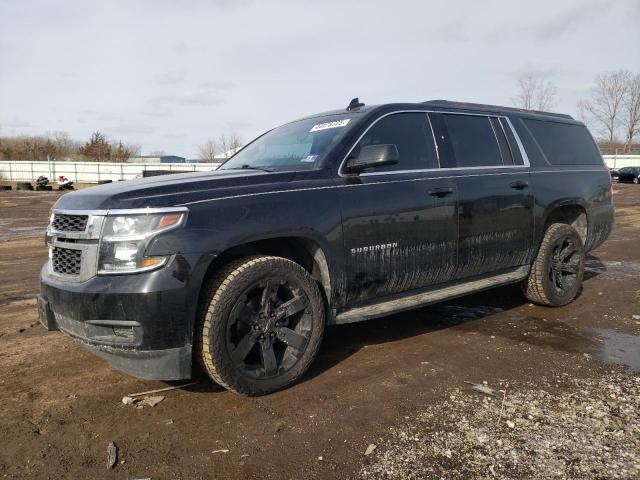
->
309;119;350;132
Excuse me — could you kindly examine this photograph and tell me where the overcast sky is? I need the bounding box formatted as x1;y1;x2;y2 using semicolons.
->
1;0;639;157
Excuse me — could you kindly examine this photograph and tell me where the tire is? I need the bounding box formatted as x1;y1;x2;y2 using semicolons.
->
633;177;639;184
16;182;33;191
523;223;585;307
197;255;325;396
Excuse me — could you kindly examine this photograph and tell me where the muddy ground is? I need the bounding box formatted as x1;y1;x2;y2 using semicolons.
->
0;185;638;479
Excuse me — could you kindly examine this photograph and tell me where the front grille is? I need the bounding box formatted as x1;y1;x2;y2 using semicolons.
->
52;247;82;275
52;214;88;232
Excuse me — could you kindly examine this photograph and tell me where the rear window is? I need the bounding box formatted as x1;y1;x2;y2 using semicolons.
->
523;119;602;166
429;113;503;168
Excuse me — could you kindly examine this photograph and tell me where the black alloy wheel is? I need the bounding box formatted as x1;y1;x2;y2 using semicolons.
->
226;279;312;379
548;237;581;296
523;223;585;307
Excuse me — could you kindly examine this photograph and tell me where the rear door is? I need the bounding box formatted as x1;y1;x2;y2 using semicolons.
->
335;112;458;306
429;112;533;279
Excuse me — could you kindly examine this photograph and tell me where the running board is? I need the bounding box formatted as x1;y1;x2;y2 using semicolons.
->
335;266;529;324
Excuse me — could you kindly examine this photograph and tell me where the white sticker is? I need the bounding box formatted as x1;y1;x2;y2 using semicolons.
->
309;119;350;132
300;155;318;163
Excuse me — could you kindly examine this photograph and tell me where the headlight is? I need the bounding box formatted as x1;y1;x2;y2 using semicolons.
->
97;211;185;274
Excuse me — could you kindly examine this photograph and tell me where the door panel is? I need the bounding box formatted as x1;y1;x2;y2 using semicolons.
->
429;112;534;278
335;111;458;306
337;173;458;305
454;171;533;278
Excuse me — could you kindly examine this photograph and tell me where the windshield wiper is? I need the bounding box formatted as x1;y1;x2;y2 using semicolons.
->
222;164;275;173
242;164;274;172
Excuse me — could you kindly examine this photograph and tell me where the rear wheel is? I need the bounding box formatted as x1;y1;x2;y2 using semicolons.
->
197;256;325;396
633;177;639;184
523;223;585;307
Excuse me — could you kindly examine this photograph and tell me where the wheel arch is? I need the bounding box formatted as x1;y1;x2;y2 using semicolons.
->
541;202;588;244
198;235;333;312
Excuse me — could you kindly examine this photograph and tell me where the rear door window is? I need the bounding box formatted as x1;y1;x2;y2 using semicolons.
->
523;119;603;165
429;113;504;168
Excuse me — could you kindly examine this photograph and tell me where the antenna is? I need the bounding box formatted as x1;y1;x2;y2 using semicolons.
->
347;98;365;111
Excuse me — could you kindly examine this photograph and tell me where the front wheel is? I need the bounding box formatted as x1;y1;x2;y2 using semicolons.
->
523;223;585;307
633;177;639;184
197;256;325;396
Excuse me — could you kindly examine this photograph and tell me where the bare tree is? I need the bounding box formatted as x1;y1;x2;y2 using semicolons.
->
578;70;631;154
198;131;243;162
512;76;558;111
622;73;640;153
45;131;78;160
0;131;137;161
197;139;219;162
217;131;243;158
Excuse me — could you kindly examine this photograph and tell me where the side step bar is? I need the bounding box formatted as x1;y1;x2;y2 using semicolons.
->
335;265;530;324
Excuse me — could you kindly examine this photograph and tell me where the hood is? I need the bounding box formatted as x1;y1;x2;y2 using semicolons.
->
53;169;297;210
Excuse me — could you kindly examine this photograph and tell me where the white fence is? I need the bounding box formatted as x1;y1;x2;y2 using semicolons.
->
603;155;640;169
0;160;221;184
1;156;638;184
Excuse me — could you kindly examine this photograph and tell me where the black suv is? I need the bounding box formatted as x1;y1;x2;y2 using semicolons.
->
617;166;640;184
39;99;614;395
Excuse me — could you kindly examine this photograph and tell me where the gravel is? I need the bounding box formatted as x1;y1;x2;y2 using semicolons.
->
360;371;640;479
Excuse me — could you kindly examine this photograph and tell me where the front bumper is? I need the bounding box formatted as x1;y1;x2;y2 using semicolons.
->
39;253;206;380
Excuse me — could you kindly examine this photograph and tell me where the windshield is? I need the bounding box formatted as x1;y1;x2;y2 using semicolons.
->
220;114;355;172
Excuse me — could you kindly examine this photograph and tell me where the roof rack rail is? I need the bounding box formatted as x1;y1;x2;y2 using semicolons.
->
422;100;573;120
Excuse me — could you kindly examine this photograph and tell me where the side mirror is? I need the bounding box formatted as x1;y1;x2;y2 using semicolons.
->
345;144;399;173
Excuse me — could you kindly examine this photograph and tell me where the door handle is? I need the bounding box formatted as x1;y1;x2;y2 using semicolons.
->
427;187;454;198
510;180;529;190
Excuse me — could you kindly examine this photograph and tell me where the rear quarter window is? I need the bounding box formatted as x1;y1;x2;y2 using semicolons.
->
523;119;603;166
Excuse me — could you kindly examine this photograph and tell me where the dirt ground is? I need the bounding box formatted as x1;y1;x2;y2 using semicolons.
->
0;185;638;479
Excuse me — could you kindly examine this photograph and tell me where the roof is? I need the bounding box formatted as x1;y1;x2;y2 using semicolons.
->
289;99;575;127
422;100;574;120
132;155;186;160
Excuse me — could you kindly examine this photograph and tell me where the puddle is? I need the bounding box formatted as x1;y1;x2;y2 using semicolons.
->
589;328;640;372
431;304;504;321
430;304;640;373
